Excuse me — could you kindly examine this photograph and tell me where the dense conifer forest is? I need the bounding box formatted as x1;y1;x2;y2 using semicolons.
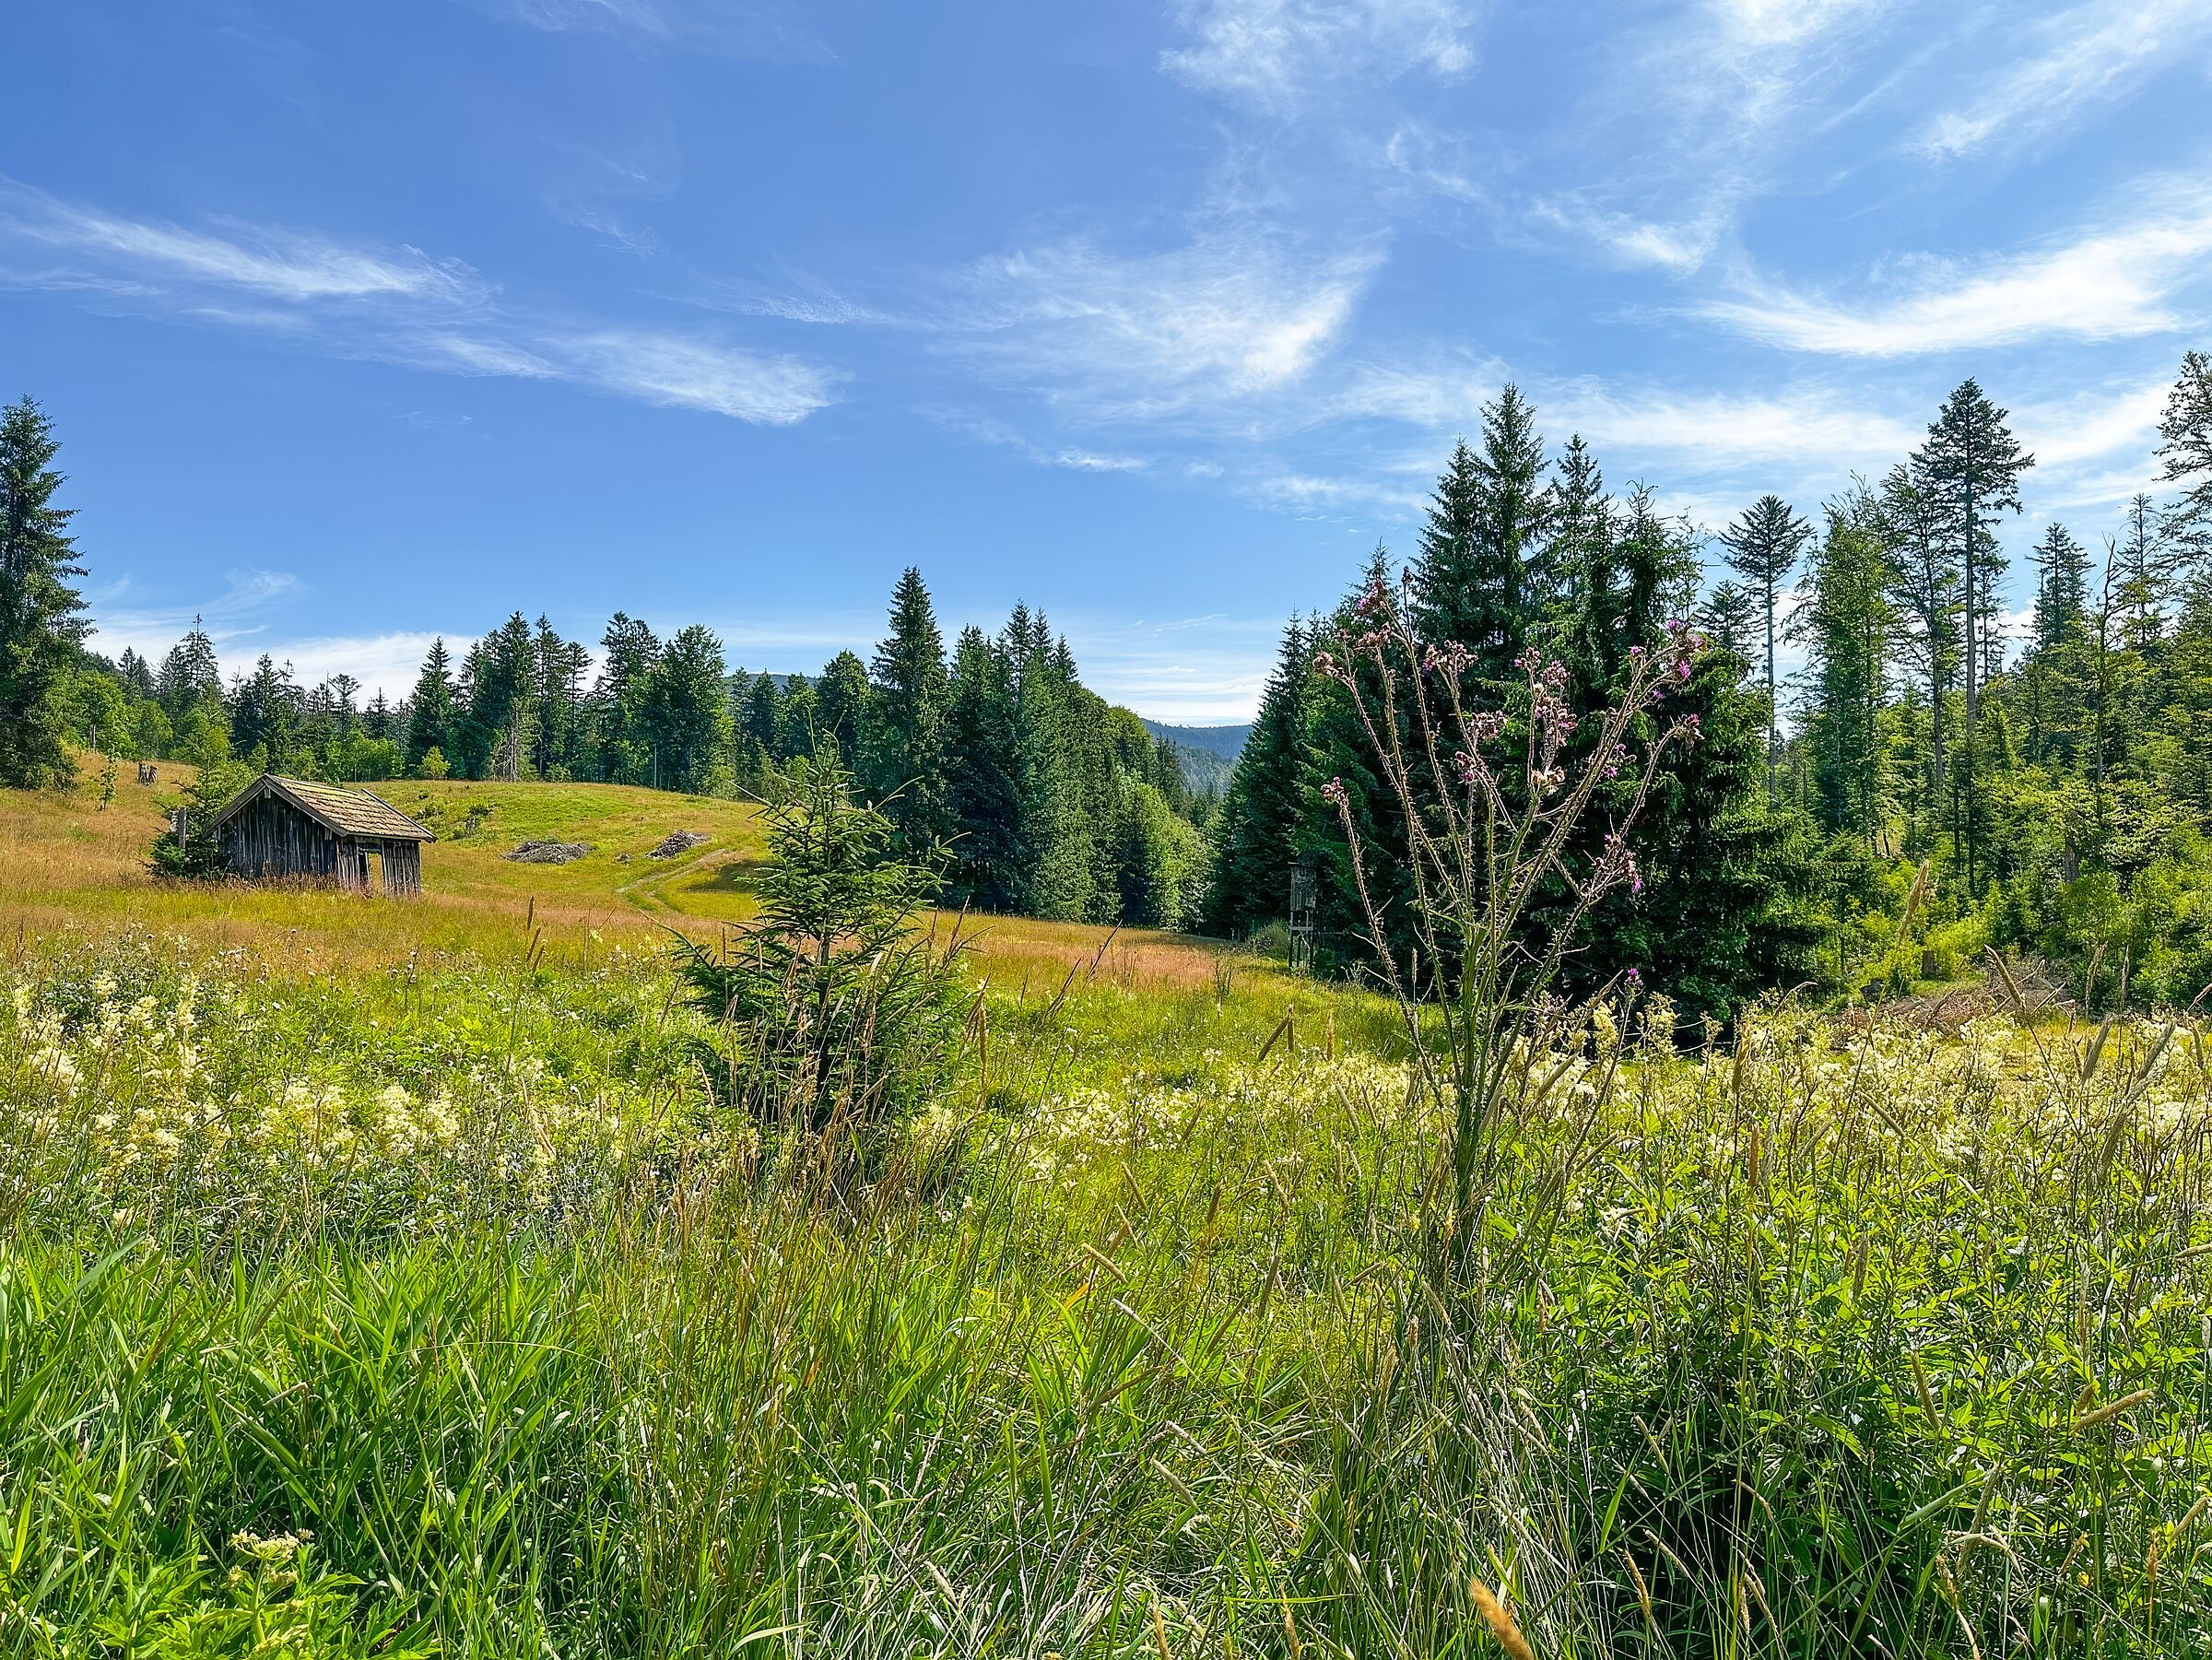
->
20;347;2212;1005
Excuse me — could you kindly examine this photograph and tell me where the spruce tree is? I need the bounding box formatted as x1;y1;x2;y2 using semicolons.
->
645;624;733;794
157;618;224;726
229;654;302;771
1880;462;1963;852
1307;547;1417;967
1792;489;1893;843
1412;386;1552;681
865;568;951;847
1204;616;1312;936
2030;524;2091;649
460;614;540;781
780;671;818;761
1718;493;1813;794
405;640;458;774
532;617;590;780
2158;347;2212;553
743;674;783;782
814;650;872;762
1698;581;1759;665
1917;381;2032;891
1574;490;1818;1018
1004;612;1095;920
594;613;661;783
942;624;1023;909
0;396;89;788
1547;433;1613;640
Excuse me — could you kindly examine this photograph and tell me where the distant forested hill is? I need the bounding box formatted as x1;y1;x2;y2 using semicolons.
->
1141;721;1252;760
1140;721;1250;797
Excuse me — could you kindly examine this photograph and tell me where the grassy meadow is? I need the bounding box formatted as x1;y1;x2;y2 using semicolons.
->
4;771;2212;1656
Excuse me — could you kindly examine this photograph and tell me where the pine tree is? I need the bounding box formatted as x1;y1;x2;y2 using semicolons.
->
1917;381;2032;892
1880;462;1963;854
1718;493;1813;794
1204;616;1312;936
594;613;661;783
1792;489;1893;843
865;568;951;847
2030;523;2091;649
0;396;89;788
405;639;457;773
645;624;733;794
1412;386;1552;681
743;675;782;783
158;618;223;719
2158;347;2212;553
814;650;872;762
1547;433;1613;642
1698;581;1759;665
942;625;1023;909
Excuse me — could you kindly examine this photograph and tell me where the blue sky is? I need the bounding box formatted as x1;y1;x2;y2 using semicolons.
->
6;0;2208;720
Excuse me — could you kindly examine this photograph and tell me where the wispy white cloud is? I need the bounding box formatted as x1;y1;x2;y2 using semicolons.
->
959;231;1382;420
1162;0;1479;113
0;182;843;426
550;204;663;257
1696;179;2212;355
1497;0;1904;276
1241;468;1417;515
0;182;481;303
684;272;889;325
1547;382;1923;471
86;571;455;699
1526;199;1734;277
1059;613;1288;722
1915;0;2212;162
555;329;842;423
1334;357;1918;475
926;409;1150;474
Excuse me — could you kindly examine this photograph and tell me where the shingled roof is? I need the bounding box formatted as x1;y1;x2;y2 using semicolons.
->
211;774;437;842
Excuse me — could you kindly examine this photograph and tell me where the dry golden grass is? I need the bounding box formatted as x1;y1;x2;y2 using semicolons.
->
4;767;1235;985
936;911;1235;995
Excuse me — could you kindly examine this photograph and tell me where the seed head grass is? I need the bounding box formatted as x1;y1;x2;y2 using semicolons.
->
4;778;2211;1654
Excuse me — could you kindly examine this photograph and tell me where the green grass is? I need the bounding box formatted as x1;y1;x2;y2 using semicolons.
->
6;776;2212;1654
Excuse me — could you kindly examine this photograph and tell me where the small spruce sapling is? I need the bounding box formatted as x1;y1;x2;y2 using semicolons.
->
673;755;967;1183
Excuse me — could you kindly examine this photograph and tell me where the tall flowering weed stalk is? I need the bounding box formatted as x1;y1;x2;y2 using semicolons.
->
1314;569;1705;1269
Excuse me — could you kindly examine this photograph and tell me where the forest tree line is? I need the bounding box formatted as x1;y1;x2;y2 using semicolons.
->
52;530;1213;928
8;347;2212;1006
1208;351;2212;1013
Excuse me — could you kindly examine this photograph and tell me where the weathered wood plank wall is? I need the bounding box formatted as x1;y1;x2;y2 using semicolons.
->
217;793;427;896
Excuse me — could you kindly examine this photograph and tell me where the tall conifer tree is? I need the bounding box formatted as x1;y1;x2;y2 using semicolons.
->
865;567;951;847
1205;616;1312;936
0;396;88;788
1916;380;2031;890
1719;493;1812;794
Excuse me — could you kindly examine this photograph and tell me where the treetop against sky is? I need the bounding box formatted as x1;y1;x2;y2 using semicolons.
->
6;0;2207;720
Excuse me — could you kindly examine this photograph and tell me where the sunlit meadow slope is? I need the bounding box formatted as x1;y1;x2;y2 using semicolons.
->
2;766;1223;987
3;769;2211;1655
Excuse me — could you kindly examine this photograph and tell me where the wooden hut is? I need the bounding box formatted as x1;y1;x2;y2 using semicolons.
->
209;774;436;895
